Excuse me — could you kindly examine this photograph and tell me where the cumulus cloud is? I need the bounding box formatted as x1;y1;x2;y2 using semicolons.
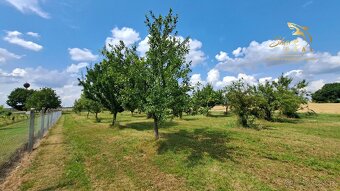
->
106;27;140;49
215;37;340;76
5;0;49;18
215;38;312;71
4;31;43;51
68;48;98;62
207;69;219;84
215;51;228;62
190;74;205;86
66;62;89;73
186;38;206;66
0;48;22;63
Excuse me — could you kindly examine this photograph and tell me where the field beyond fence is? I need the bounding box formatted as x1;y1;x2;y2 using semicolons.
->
0;110;62;180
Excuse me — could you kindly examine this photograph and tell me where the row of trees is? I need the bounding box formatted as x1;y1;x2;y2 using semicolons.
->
78;9;308;138
73;94;102;121
7;87;61;112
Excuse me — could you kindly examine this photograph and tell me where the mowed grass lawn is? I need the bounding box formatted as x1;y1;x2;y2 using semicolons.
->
18;111;340;190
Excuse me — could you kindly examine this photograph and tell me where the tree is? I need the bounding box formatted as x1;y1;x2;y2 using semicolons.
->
7;88;35;111
226;80;258;127
73;99;84;114
25;88;61;112
253;81;279;121
191;84;221;116
273;75;308;118
312;83;340;103
119;47;147;115
143;9;191;139
79;42;126;126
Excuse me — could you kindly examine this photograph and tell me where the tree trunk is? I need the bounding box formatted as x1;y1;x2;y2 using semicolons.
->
179;112;183;119
112;112;117;126
131;111;133;116
225;105;229;114
87;111;89;119
153;116;159;140
95;112;98;122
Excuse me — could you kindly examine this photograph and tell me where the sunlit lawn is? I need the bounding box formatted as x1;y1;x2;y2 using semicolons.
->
20;111;340;190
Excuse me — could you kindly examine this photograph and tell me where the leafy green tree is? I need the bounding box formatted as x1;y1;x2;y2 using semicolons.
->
253;81;279;121
119;47;147;115
191;84;221;116
226;80;258;127
79;42;126;125
143;9;191;139
25;88;61;112
273;75;308;118
73;99;84;114
312;83;340;103
7;88;35;111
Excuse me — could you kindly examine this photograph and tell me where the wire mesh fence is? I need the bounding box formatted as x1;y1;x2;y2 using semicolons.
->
0;109;62;179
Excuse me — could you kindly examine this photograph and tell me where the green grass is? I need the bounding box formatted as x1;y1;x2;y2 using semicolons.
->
18;111;339;190
0;114;50;167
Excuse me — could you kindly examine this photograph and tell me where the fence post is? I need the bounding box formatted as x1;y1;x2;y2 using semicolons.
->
28;108;35;152
40;109;45;138
47;110;50;129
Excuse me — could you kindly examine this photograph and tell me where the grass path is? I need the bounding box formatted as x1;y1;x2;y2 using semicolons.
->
0;116;67;191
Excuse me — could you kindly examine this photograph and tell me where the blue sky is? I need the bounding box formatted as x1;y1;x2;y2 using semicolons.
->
0;0;340;106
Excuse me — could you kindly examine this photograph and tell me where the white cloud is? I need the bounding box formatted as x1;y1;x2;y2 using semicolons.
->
215;51;228;62
11;68;26;77
307;80;324;93
5;0;49;19
304;52;340;74
207;69;219;84
66;62;89;73
215;38;311;72
186;38;206;66
190;74;205;86
214;37;340;76
137;36;149;57
232;47;244;57
259;77;273;84
26;32;40;38
68;48;98;62
4;31;43;51
106;27;140;49
0;48;22;63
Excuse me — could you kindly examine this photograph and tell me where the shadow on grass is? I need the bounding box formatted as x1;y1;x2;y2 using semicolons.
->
119;121;178;131
157;128;236;167
273;117;300;124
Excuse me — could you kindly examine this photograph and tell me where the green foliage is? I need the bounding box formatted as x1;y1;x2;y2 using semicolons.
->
6;88;35;111
226;80;258;127
25;87;61;111
191;84;223;116
143;9;191;138
73;94;102;122
273;75;308;118
79;42;127;125
227;75;308;127
312;83;340;103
